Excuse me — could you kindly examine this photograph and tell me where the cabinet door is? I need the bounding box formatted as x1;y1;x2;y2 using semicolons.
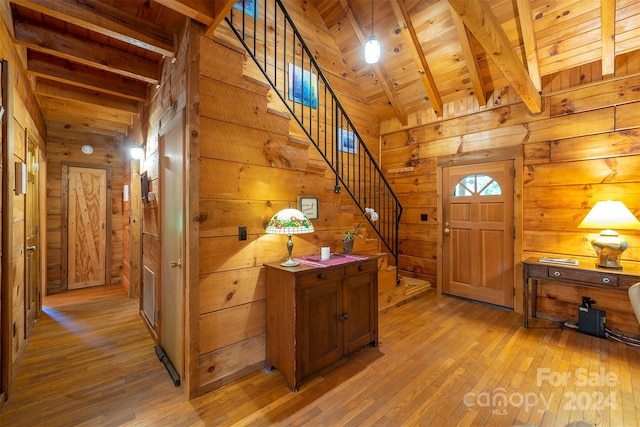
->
343;272;377;353
301;280;342;377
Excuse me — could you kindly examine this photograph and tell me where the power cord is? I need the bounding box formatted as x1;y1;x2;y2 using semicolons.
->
605;328;640;348
561;320;640;347
563;320;578;330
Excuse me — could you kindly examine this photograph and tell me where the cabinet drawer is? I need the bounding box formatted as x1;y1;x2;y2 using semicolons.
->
345;260;376;277
547;268;619;287
298;268;343;287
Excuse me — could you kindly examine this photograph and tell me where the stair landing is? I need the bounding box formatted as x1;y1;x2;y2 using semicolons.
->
378;266;432;313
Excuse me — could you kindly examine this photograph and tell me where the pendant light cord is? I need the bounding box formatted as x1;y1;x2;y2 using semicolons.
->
370;0;374;37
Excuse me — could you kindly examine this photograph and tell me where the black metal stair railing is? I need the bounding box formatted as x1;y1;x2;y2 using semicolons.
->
226;0;402;267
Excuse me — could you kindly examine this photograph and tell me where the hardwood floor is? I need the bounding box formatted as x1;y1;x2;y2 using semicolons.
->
1;285;639;426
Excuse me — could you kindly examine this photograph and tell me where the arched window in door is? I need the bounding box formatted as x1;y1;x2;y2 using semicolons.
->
452;173;502;197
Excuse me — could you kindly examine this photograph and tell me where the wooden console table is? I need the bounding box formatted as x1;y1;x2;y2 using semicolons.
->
264;255;379;391
523;257;640;328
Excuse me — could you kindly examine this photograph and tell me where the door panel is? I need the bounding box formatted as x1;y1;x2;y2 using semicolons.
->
68;167;107;289
442;160;514;308
25;136;40;336
343;272;375;353
301;280;342;377
159;115;185;378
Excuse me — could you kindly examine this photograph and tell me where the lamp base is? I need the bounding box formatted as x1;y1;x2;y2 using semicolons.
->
280;258;300;267
280;234;299;267
592;230;627;270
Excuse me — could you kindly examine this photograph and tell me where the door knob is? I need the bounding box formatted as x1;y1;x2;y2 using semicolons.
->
443;221;450;236
170;259;182;268
27;246;36;251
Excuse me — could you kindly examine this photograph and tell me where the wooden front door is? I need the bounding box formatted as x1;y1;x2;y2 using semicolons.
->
442;160;514;308
67;167;107;289
159;114;185;378
25;136;41;336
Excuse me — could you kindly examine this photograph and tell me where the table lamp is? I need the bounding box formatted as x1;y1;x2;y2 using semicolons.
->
577;200;640;269
266;207;314;266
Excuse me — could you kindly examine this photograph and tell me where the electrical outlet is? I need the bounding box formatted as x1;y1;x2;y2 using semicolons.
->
421;214;428;221
239;226;247;241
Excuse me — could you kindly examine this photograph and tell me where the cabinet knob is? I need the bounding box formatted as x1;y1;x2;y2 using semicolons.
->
553;271;561;277
318;273;326;279
602;277;610;284
338;313;350;321
358;265;364;271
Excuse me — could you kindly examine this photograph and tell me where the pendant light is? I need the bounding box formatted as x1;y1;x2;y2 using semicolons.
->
364;0;380;64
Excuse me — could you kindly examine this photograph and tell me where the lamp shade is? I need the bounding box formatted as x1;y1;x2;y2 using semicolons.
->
265;208;314;235
577;200;640;270
266;207;314;267
577;200;640;230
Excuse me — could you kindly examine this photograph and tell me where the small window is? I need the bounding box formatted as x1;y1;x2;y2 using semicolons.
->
453;173;501;197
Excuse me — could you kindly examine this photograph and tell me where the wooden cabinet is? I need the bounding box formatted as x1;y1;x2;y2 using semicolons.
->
264;257;378;391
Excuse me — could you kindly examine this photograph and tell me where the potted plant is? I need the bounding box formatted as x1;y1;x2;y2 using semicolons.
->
342;207;379;254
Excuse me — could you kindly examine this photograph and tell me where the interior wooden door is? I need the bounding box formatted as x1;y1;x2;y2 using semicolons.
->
67;167;107;289
159;114;185;378
25;135;40;336
442;160;514;308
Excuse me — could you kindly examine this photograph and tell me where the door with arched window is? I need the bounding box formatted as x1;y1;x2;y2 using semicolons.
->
442;160;514;308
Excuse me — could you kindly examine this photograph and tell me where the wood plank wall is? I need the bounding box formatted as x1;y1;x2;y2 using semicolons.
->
45;130;124;294
380;52;640;335
0;15;47;394
121;158;142;299
195;1;384;394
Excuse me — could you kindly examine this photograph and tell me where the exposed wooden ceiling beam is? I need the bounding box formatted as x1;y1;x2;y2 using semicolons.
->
39;96;134;126
43;110;129;136
600;0;616;76
448;0;542;114
43;108;131;134
389;0;443;117
338;0;407;125
449;5;486;107
10;0;175;57
515;0;541;92
35;78;140;115
47;127;122;144
154;0;236;35
26;51;148;101
13;16;159;84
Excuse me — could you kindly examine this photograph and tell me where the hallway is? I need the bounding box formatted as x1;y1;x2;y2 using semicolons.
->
0;285;192;425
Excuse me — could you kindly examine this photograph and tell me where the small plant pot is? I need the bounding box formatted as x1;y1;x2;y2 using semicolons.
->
342;238;354;254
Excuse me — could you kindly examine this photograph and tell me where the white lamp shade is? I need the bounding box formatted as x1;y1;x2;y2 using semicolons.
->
364;36;380;64
577;200;640;230
265;208;314;235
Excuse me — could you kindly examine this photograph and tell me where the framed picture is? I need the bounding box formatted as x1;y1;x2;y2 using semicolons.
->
288;63;318;108
298;196;319;220
233;0;257;18
338;128;357;154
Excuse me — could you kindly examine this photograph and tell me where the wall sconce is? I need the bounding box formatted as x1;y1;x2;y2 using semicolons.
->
265;206;314;266
15;161;26;194
578;200;640;269
130;145;144;160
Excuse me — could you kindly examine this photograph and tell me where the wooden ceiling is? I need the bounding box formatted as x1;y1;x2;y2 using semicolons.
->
3;0;640;141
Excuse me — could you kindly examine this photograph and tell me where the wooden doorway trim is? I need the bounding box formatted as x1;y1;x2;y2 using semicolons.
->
0;58;9;405
436;146;524;313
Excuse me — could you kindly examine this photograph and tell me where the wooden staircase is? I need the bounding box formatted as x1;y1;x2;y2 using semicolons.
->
376;256;432;313
215;31;420;312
